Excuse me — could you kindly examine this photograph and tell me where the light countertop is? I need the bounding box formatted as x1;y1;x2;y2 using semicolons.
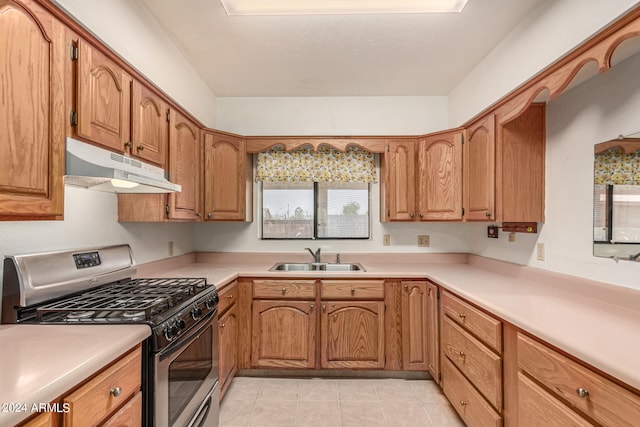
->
0;324;150;426
141;254;640;392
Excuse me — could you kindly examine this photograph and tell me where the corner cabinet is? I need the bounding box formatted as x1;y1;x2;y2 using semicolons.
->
0;0;66;220
203;131;252;221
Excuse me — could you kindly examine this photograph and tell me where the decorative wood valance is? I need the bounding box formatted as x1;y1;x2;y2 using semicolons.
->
247;136;388;153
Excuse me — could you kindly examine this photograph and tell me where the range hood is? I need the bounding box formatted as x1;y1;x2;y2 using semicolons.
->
64;137;181;193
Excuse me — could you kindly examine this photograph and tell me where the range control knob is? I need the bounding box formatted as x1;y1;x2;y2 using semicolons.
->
176;318;186;330
163;324;176;341
205;298;215;310
191;307;203;320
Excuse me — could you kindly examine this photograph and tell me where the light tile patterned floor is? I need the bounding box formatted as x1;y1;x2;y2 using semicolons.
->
219;377;465;427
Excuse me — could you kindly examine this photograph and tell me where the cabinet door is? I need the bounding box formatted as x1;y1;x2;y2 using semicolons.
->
464;114;495;221
401;282;429;371
384;139;416;221
219;303;238;399
77;39;131;152
168;109;200;220
0;0;65;219
131;80;168;167
321;301;385;369
426;282;440;384
203;132;248;221
418;132;463;221
252;300;316;368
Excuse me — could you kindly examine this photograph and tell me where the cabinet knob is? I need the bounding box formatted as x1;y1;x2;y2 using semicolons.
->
485;211;492;217
197;212;202;218
410;213;415;218
219;323;225;328
124;142;132;148
419;214;424;219
459;313;467;319
576;388;590;398
207;213;212;219
350;288;355;295
110;386;122;398
404;284;408;289
227;295;233;299
459;400;468;407
322;304;326;311
136;145;144;151
281;288;287;294
310;304;315;309
458;351;466;358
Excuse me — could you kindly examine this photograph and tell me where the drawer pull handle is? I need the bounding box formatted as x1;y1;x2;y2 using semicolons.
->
227;295;233;299
458;351;466;358
220;323;225;328
350;288;355;295
459;400;468;406
281;288;287;294
310;304;315;309
576;388;590;398
110;386;122;398
459;313;467;319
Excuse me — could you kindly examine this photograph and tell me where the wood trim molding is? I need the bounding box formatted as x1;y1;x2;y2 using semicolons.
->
246;136;390;153
594;138;640;154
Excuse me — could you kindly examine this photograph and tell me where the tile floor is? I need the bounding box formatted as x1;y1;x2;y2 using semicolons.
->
219;377;465;427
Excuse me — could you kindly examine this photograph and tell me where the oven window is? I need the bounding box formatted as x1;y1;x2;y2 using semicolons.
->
168;325;213;425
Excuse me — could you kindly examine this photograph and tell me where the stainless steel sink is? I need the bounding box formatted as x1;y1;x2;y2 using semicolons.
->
269;262;365;272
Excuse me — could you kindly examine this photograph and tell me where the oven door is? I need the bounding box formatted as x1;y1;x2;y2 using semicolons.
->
154;311;219;427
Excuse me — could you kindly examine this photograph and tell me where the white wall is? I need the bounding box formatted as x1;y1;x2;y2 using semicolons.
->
448;0;640;127
0;187;194;281
216;96;447;135
53;0;217;126
468;51;640;290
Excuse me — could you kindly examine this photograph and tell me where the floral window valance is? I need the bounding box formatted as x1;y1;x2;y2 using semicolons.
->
594;147;640;185
256;145;377;183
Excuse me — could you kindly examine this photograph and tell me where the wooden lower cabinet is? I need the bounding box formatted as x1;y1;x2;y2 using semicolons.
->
251;300;317;368
401;281;429;371
320;301;385;369
219;282;239;399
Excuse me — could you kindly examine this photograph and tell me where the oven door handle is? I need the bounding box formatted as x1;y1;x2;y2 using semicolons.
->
157;308;217;361
187;394;212;427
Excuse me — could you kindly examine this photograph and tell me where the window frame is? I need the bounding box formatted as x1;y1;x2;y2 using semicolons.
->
260;181;371;240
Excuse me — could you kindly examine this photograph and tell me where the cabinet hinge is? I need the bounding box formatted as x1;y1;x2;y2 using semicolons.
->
70;44;78;61
438;372;442;382
461;134;465;144
166;110;170;123
386;145;390;153
165;204;170;216
462;207;465;216
70;111;78;127
387;209;390;218
436;289;440;300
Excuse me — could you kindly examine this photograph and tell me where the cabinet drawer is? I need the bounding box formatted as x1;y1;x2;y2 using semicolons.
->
442;358;502;427
253;279;316;299
19;412;55;427
218;281;238;314
321;280;384;300
63;345;142;426
517;333;640;427
441;290;502;352
442;316;502;409
518;372;593;427
103;391;142;426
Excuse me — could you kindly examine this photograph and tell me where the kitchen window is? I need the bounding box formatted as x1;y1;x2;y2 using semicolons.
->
257;145;376;240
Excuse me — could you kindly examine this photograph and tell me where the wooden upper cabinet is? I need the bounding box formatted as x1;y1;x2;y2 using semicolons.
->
0;0;66;220
203;131;251;221
464;113;496;221
168;109;200;220
76;38;132;153
131;80;168;167
498;103;545;222
418;131;463;221
384;139;416;221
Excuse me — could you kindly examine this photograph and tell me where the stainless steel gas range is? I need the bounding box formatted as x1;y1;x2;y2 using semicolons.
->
1;244;219;427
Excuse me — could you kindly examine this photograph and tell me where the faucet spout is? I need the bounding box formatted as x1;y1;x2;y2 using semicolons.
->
304;247;321;263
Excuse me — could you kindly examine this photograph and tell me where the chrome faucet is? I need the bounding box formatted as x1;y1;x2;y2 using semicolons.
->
305;247;321;263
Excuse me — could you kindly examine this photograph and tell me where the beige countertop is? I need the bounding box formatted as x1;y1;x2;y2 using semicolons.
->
140;252;640;392
0;324;150;426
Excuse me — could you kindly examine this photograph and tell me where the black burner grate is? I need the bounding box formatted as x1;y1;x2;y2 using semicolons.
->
35;277;207;322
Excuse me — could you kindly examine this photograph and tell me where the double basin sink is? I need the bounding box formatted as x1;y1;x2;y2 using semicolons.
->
269;262;366;272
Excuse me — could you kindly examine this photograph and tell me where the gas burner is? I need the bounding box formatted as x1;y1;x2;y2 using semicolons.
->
66;310;96;320
121;310;146;320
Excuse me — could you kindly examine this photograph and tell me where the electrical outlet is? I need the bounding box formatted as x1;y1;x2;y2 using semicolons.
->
536;243;545;261
418;235;430;247
383;234;391;246
168;241;174;257
509;232;516;242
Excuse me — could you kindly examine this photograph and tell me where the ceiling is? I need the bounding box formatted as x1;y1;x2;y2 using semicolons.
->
139;0;544;97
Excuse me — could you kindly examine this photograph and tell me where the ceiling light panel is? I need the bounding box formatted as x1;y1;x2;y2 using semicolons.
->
220;0;469;16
